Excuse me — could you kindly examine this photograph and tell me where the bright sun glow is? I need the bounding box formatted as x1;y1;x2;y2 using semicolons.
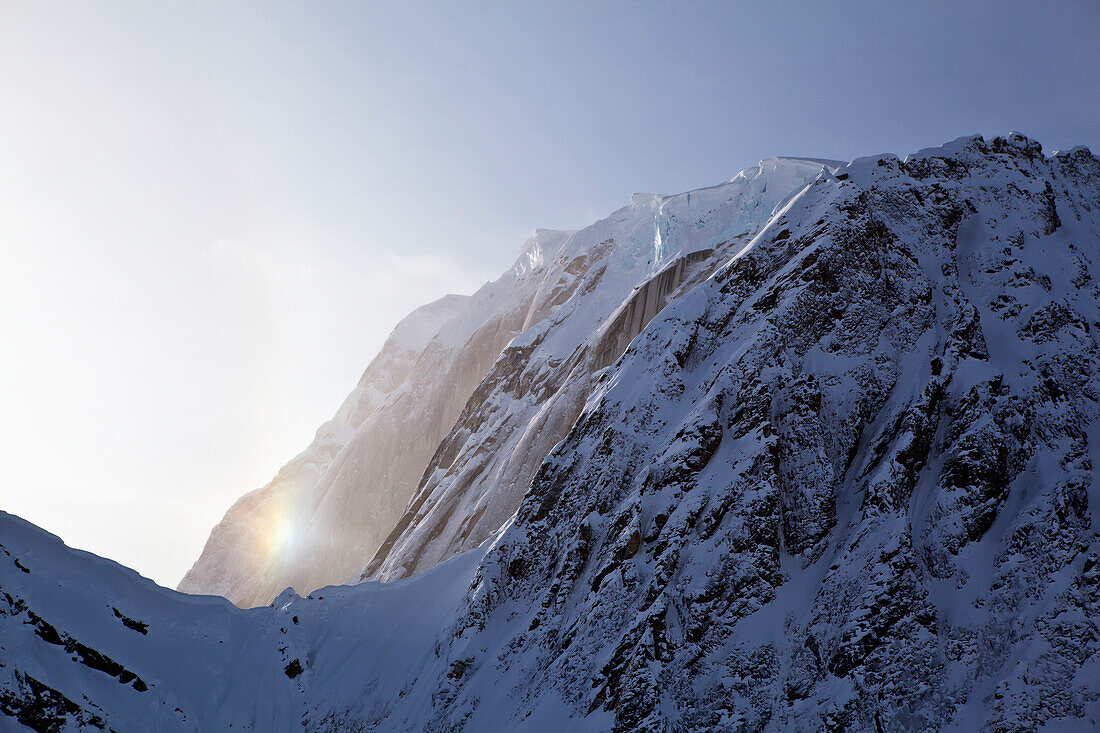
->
266;507;296;560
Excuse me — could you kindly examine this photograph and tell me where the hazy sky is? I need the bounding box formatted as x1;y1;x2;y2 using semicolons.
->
2;1;1098;588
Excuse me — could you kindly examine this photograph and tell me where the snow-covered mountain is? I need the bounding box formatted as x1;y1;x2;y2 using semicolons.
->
181;156;837;607
4;134;1099;731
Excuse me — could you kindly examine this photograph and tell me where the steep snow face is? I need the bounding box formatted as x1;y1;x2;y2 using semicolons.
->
365;157;838;582
182;160;834;607
3;136;1100;732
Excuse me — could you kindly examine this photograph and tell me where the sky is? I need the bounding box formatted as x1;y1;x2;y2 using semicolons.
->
1;1;1098;588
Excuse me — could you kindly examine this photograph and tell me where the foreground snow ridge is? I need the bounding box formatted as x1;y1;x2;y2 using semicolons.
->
4;134;1100;731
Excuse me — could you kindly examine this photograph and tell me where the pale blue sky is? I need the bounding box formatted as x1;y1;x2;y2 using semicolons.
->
1;1;1097;587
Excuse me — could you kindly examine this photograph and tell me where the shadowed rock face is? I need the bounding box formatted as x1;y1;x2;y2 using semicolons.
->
591;248;716;372
4;137;1100;732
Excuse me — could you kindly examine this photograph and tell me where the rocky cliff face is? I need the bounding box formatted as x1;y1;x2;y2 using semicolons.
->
5;135;1099;732
421;134;1100;731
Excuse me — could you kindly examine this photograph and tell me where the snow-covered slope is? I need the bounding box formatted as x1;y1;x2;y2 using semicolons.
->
182;158;835;606
5;135;1100;731
1;510;499;731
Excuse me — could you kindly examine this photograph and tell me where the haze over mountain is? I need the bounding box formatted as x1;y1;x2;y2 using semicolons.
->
3;134;1099;731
